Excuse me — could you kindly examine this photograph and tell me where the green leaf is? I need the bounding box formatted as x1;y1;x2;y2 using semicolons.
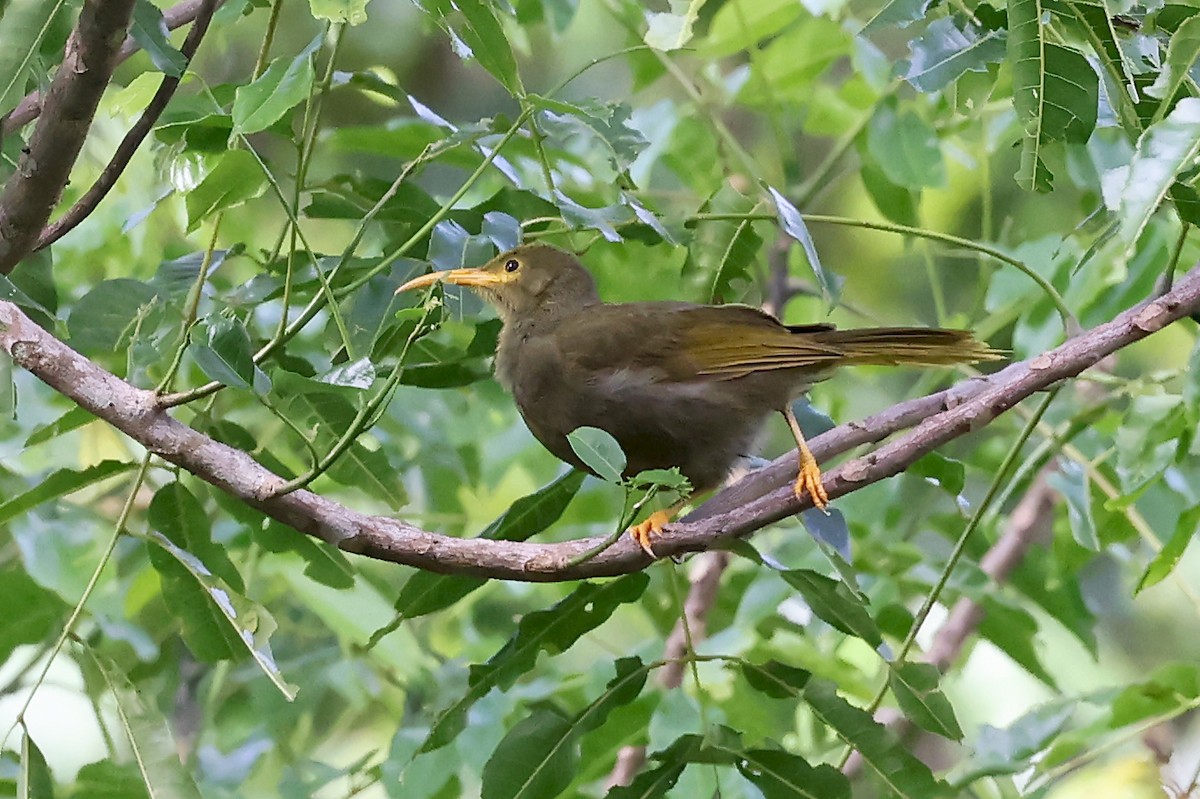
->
644;0;708;51
19;731;53;799
739;660;812;698
232;35;320;135
189;315;270;394
1146;14;1200;101
963;702;1073;780
129;0;188;77
252;518;356;589
1109;662;1200;726
185;150;268;231
977;596;1057;687
23;407;97;448
780;569;882;647
566;426;626;483
768;186;838;304
0;0;60;116
0;460;136;524
737;749;850;799
688;185;764;303
909;452;965;496
413;0;522;95
481;658;648;799
1136;505;1200;593
860;0;933;35
606;734;707;798
701;0;802;57
392;470;585;620
421;573;649;753
0;566;66;662
904;16;1005;93
804;680;950;798
866;105;945;189
1046;460;1098;550
309;0;370;24
72;761;151;799
79;644;204;799
148;482;245;591
889;662;964;740
531;95;648;174
146;533;297;699
1108;98;1200;253
1009;0;1099;192
67;279;165;355
481;706;576;799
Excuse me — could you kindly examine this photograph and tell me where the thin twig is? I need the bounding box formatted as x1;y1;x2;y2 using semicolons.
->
33;0;221;251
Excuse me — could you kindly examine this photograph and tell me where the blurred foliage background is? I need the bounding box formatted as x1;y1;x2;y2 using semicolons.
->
1;0;1200;796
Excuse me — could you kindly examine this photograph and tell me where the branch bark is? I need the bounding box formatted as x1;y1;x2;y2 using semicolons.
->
33;0;221;252
0;0;137;274
1;0;217;135
2;265;1198;581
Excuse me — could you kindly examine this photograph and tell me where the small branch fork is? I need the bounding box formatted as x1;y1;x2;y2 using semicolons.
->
1;265;1199;582
0;0;138;274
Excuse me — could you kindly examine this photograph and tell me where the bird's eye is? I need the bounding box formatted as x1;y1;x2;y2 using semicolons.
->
505;259;520;273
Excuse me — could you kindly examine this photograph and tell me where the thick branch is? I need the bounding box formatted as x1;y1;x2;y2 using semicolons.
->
1;0;216;135
0;0;137;274
33;0;220;252
2;266;1198;581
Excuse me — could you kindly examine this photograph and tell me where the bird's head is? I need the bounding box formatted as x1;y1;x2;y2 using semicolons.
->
395;244;600;322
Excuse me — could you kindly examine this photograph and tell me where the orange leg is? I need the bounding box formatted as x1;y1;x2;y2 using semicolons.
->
783;406;829;511
628;499;689;557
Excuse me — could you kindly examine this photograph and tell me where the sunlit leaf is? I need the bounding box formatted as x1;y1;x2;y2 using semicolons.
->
232;34;320;135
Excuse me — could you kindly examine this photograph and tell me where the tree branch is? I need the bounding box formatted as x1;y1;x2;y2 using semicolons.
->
0;0;137;274
1;0;218;136
1;265;1198;581
32;0;221;252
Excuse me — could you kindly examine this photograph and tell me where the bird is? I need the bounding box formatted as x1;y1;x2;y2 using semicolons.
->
396;243;1001;556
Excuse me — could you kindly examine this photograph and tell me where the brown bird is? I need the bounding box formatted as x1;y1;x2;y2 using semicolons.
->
396;243;1000;555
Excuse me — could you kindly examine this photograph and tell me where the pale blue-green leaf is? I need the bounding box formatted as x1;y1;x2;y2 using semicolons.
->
567;426;626;483
1146;15;1200;100
1113;98;1200;253
859;0;933;35
1047;460;1098;550
129;1;188;77
904;17;1006;93
319;358;376;389
231;34;321;135
768;185;838;304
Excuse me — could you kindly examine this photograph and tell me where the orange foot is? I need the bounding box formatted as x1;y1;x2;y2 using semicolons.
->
794;458;830;512
629;509;673;557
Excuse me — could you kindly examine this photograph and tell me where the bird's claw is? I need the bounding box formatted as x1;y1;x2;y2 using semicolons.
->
794;460;830;513
629;510;672;557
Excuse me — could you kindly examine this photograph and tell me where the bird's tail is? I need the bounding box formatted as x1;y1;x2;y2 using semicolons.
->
810;327;1004;366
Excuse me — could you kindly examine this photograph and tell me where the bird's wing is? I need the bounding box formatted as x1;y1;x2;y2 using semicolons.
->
559;303;843;382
